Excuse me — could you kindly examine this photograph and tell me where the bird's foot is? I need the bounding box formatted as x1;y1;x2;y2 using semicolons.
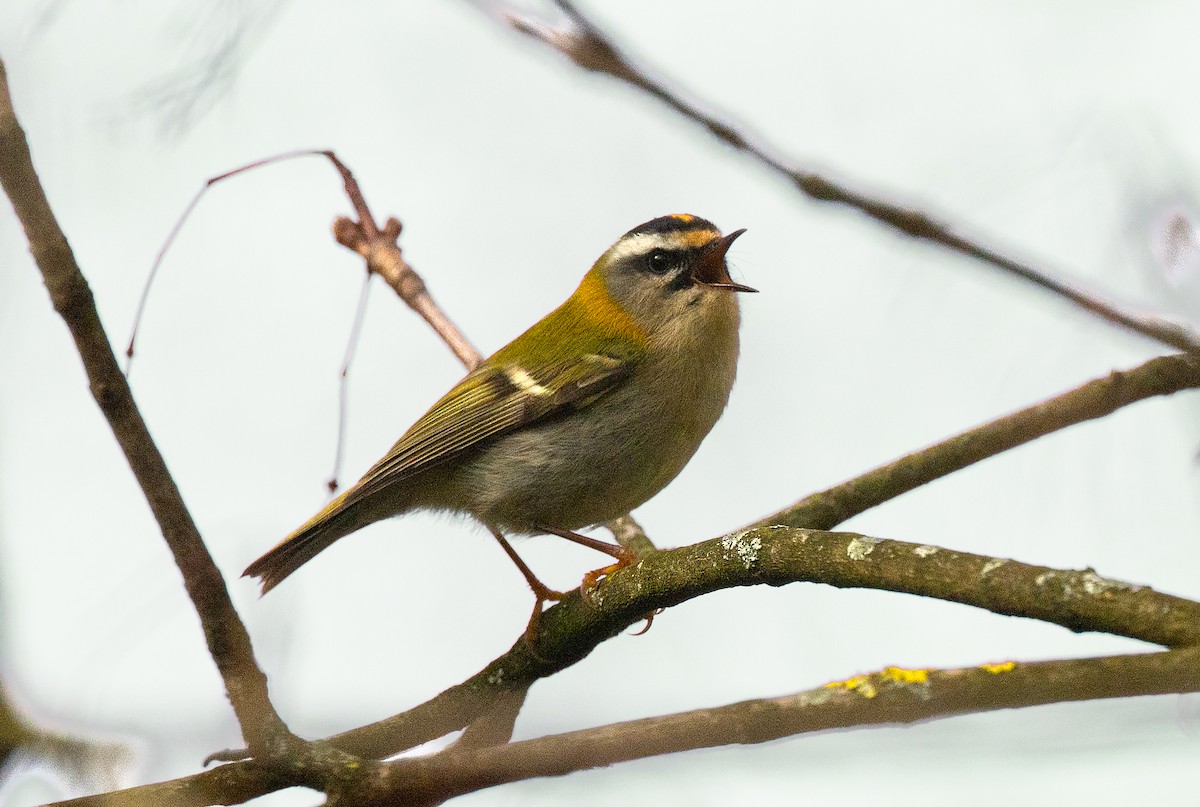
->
579;548;636;608
523;586;568;649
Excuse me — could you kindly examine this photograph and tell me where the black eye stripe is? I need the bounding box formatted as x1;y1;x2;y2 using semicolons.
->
639;248;694;274
664;268;695;293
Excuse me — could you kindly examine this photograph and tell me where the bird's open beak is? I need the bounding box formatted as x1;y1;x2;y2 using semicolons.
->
692;229;756;292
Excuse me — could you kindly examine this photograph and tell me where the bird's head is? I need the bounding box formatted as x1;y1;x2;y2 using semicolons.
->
591;214;753;337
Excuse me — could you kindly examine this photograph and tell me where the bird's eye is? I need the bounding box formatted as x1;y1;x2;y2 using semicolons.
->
646;250;672;274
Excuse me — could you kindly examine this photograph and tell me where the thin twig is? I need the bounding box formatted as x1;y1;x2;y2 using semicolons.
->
125;148;328;374
329;268;374;491
476;0;1200;356
330;212;482;370
123;148;482;491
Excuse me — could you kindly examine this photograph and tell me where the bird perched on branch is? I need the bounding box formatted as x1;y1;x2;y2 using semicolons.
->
244;213;753;639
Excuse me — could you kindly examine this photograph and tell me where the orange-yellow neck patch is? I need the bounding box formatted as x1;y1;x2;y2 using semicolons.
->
574;268;648;346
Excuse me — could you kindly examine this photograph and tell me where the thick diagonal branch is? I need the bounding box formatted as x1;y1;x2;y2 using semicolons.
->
0;57;288;755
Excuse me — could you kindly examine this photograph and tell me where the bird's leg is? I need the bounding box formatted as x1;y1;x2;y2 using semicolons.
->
536;524;637;608
535;524;629;559
488;529;566;645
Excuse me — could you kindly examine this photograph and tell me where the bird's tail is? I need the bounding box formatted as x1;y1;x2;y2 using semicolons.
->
243;490;382;594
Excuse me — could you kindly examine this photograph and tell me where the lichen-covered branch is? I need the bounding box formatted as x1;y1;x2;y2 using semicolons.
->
56;526;1200;806
0;56;288;755
755;352;1200;531
359;644;1200;804
475;0;1200;356
331;526;1200;762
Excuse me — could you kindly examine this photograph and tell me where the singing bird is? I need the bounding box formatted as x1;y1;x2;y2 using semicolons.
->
244;214;753;635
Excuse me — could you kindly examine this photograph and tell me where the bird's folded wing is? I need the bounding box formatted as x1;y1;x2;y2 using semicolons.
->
344;354;632;503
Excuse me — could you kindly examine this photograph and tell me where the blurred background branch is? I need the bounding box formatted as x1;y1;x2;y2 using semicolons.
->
472;0;1200;356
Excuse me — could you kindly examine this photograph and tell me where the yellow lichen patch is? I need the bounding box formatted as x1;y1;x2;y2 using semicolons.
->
825;675;878;699
980;661;1017;674
882;666;930;685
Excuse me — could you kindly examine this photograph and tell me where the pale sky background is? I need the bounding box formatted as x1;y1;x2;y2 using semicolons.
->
2;2;1200;805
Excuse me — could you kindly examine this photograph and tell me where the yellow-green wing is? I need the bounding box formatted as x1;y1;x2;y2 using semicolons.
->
342;353;633;505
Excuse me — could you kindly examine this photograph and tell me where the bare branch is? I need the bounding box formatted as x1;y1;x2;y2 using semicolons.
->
122;147;482;493
329;269;375;490
754;352;1200;531
326;148;481;372
125;148;335;372
363;645;1200;804
0;56;290;756
477;0;1200;356
453;686;531;749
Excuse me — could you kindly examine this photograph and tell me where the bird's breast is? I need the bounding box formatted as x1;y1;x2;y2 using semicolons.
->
457;298;741;532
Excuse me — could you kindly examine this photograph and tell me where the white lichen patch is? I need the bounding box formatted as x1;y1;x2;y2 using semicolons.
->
980;558;1008;576
913;545;939;558
846;536;881;560
1034;570;1079;600
1034;569;1141;602
1079;570;1143;597
786;687;835;708
720;531;763;570
486;667;505;686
